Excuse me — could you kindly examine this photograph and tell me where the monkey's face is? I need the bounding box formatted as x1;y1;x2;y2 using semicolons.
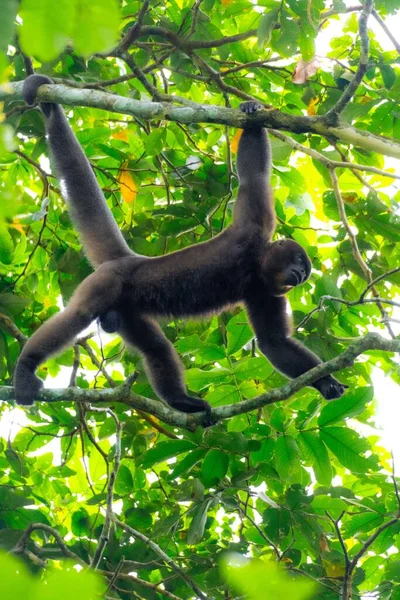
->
264;239;312;296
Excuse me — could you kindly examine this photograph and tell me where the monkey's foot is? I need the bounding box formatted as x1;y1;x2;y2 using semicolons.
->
240;101;262;115
313;376;349;401
14;365;44;406
99;309;121;333
169;395;211;414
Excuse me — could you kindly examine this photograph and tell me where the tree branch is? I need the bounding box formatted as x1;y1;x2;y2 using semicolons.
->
1;333;399;430
112;516;208;600
326;0;373;120
372;8;400;54
90;407;121;570
12;523;87;566
271;129;400;180
4;82;400;158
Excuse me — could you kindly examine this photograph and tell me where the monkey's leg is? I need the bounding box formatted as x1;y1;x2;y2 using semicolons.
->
15;268;122;406
119;313;211;414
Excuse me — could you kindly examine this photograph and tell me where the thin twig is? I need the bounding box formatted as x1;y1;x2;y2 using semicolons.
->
326;0;373;119
12;523;87;566
90;407;121;569
112;516;208;599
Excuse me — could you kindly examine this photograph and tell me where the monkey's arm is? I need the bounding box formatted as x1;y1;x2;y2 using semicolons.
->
233;102;275;234
119;311;211;414
22;75;131;267
247;295;347;400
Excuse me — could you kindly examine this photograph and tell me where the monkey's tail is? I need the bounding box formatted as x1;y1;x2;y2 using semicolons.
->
22;75;134;267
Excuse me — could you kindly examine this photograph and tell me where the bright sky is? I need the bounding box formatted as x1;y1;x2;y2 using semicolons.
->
1;3;400;471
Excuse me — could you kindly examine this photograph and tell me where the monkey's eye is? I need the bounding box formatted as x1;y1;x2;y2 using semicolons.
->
295;254;303;265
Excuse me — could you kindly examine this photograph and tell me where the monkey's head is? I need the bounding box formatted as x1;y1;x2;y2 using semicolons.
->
264;239;312;296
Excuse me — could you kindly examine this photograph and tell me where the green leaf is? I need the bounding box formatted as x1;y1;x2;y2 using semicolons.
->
126;507;153;530
318;387;373;426
19;0;75;61
187;498;213;545
299;23;315;61
233;357;272;381
205;384;241;406
145;129;166;156
379;64;396;89
0;0;17;52
186;367;231;391
312;495;346;519
200;449;229;487
42;564;106;599
72;0;120;55
275;435;300;480
0;224;13;264
222;556;315;600
257;10;279;47
0;553;31;595
270;407;287;432
320;427;374;473
272;11;299;57
297;431;332;485
343;512;384;537
115;464;134;495
384;560;400;583
251;438;275;465
0;487;31;510
71;508;90;536
139;440;197;469
227;310;253;354
168;448;208;480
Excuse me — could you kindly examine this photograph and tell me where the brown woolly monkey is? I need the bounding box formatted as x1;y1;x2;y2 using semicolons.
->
14;74;347;412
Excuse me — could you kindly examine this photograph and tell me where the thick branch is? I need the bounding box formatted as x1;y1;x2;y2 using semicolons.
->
3;82;400;158
1;333;398;430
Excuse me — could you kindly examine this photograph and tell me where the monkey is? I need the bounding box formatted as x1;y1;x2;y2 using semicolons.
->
14;74;348;412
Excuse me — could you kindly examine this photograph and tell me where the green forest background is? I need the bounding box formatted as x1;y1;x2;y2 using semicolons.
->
1;1;400;598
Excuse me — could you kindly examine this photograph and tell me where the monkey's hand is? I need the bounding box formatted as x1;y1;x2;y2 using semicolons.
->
239;101;262;115
23;74;54;117
313;375;348;401
14;362;44;406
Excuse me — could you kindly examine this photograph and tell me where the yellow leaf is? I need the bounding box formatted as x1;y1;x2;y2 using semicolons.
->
342;192;358;204
307;97;319;116
119;164;137;204
230;130;242;154
221;0;233;5
10;223;26;234
322;559;346;578
113;130;129;142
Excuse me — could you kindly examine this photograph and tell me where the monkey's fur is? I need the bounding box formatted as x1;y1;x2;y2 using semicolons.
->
14;75;347;411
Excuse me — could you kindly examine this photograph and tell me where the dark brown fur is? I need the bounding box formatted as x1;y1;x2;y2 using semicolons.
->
14;76;347;411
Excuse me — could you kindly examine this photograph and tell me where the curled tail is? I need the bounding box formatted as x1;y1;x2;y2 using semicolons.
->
22;75;133;268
